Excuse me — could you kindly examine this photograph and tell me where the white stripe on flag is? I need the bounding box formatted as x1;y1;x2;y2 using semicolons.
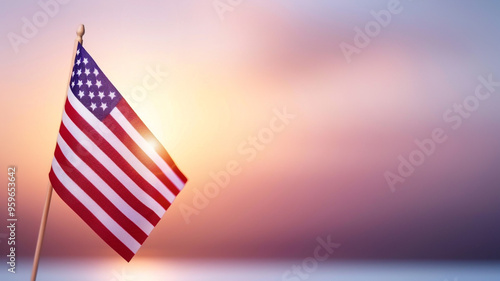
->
57;134;155;234
61;109;165;218
67;88;176;203
111;108;185;190
51;159;141;253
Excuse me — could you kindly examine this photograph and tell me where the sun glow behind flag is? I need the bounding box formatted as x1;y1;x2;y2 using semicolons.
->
49;43;187;261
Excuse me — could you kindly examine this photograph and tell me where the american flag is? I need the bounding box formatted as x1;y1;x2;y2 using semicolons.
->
49;43;187;261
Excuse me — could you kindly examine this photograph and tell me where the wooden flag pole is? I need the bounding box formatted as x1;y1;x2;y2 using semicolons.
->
31;24;85;281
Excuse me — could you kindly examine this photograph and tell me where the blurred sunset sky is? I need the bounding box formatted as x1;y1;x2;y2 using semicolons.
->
1;0;500;272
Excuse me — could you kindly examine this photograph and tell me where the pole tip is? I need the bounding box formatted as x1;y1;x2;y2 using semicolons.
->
76;24;85;43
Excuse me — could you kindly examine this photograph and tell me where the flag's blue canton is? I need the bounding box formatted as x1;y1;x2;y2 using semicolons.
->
69;43;123;121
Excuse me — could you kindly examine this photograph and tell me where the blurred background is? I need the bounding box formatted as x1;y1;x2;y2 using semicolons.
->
1;0;499;280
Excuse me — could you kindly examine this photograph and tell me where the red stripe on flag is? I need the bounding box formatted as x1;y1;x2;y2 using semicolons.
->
116;99;188;183
103;114;180;195
54;144;148;244
58;123;161;226
49;169;135;262
64;99;172;209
